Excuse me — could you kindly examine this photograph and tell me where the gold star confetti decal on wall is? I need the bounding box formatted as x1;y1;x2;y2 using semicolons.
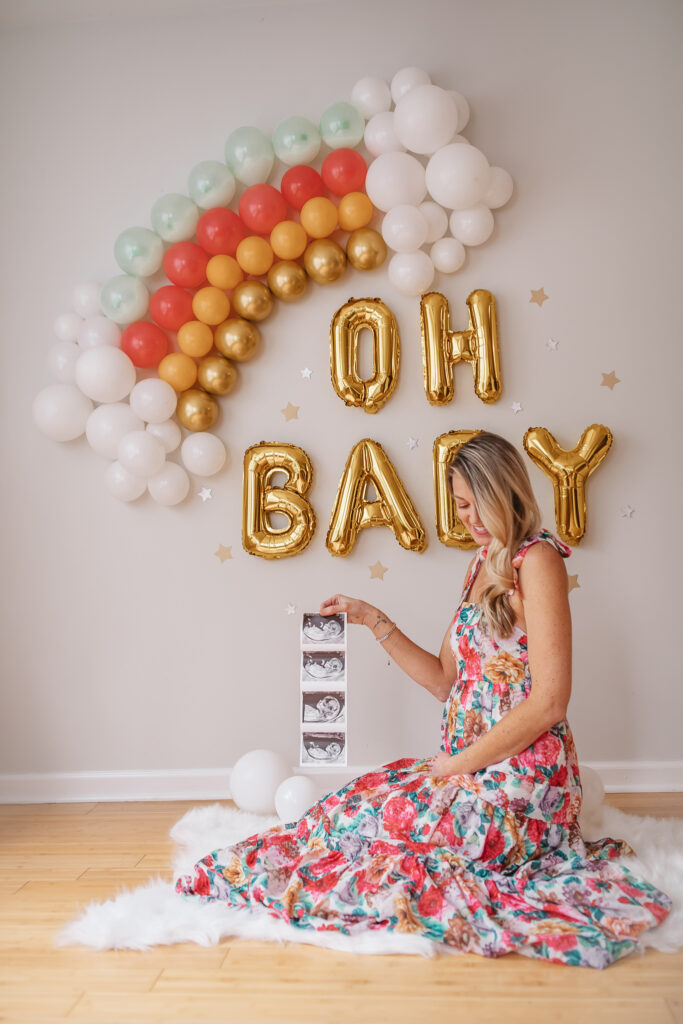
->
529;288;548;306
281;402;300;421
214;544;232;563
601;371;621;390
369;560;388;580
567;574;580;593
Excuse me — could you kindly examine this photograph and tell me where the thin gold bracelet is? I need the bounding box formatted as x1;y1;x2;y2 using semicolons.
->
376;622;397;643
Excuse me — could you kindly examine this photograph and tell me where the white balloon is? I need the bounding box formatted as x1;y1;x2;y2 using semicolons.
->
105;461;147;502
450;134;471;145
449;204;495;246
365;151;426;212
180;432;227;477
77;314;121;349
431;237;467;273
53;311;82;343
364;111;406;157
75;346;136;404
118;430;166;479
381;204;429;253
425;144;490;210
46;340;80;383
147;462;190;506
578;764;605;818
72;281;102;318
86;403;144;459
390;66;431;103
447;90;470;132
483;166;514;209
129;378;177;424
418;201;449;243
230;749;291;815
32;383;93;442
146;419;181;453
275;775;319;823
393;84;458;155
351;76;392;119
388;250;435;296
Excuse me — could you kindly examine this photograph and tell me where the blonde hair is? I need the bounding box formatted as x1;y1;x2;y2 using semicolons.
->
450;432;541;638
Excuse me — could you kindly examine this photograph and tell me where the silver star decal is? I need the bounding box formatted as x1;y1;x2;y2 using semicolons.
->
300;368;313;380
198;487;213;502
620;505;635;519
286;604;296;615
546;337;559;351
406;437;419;450
511;402;523;414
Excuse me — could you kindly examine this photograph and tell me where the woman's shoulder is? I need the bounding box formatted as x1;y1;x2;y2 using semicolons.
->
513;529;571;567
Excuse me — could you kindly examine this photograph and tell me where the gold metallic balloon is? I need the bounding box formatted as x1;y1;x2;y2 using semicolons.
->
326;438;426;557
214;317;260;362
303;239;347;285
433;430;482;548
231;280;274;322
267;260;307;302
197;354;237;396
329;297;400;415
421;290;502;405
523;424;613;544
176;388;219;432
242;442;316;559
346;228;387;271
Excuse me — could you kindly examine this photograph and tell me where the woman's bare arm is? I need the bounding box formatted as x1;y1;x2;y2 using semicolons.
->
432;542;572;775
319;594;458;702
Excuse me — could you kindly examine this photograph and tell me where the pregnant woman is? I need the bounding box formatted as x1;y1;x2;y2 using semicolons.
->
176;431;670;968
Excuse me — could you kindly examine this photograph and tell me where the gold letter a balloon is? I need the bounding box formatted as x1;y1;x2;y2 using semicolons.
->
523;424;613;544
326;438;426;556
242;443;316;559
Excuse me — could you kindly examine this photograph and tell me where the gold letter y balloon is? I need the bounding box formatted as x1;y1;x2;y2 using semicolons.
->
523;424;613;544
242;443;316;559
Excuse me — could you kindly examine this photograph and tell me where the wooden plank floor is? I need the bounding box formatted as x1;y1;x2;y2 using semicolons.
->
1;795;682;1024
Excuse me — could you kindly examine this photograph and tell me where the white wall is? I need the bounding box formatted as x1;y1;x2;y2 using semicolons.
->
1;0;681;799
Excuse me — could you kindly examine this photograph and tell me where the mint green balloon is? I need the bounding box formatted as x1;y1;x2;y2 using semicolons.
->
320;102;365;149
114;227;163;277
150;194;199;243
272;116;321;166
188;160;236;210
224;127;274;186
100;275;149;325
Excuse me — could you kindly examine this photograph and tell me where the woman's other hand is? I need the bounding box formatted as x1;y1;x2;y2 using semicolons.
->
319;594;375;627
430;751;464;777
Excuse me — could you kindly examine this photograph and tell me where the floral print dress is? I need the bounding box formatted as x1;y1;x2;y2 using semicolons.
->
176;530;670;967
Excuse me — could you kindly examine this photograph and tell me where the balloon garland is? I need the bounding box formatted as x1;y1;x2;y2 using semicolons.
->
33;65;515;511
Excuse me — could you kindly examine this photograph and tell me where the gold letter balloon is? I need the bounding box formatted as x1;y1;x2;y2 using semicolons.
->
326;438;426;556
242;443;316;559
523;424;613;544
433;429;482;548
421;290;502;405
330;298;400;415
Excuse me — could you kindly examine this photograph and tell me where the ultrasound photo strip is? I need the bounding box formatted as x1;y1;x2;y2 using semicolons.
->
300;612;347;768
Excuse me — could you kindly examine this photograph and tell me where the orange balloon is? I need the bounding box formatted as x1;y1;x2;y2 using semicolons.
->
270;220;307;260
338;192;373;231
192;286;231;326
236;236;275;276
177;320;214;358
158;352;198;392
206;254;243;290
300;196;338;239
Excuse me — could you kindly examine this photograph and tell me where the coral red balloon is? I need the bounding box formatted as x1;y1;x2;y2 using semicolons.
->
149;286;195;332
321;149;368;196
121;321;169;368
280;165;325;211
196;208;246;256
163;242;209;288
238;185;287;235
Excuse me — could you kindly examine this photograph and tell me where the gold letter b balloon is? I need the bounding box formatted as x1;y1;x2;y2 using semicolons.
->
326;438;426;556
242;443;316;559
523;424;613;544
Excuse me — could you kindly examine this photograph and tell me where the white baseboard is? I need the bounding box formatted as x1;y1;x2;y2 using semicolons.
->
0;761;682;805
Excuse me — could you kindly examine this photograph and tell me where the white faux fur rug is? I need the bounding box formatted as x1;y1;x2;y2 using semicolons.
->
56;798;683;956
